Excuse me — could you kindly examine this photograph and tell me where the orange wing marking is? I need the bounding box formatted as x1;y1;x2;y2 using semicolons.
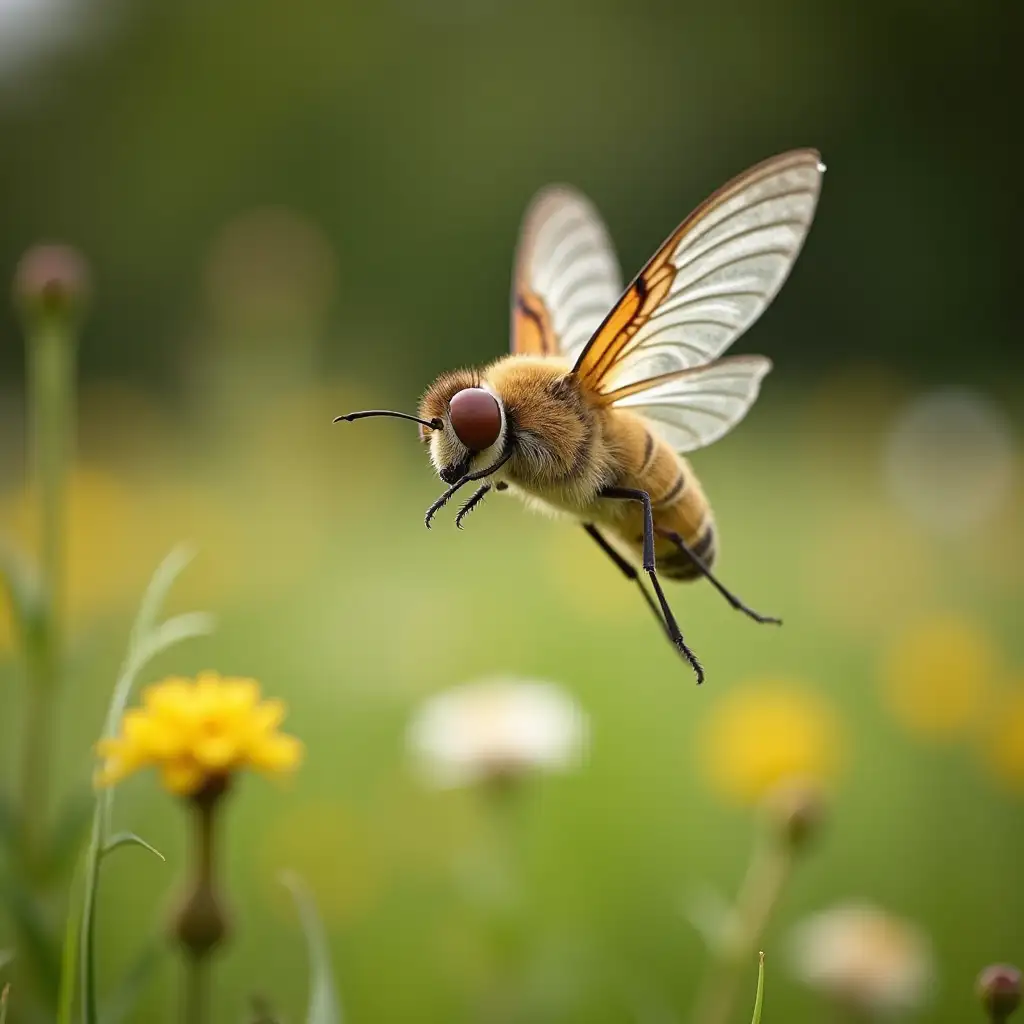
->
512;289;556;356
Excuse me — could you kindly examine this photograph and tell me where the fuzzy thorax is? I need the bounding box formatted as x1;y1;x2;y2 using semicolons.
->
419;355;619;512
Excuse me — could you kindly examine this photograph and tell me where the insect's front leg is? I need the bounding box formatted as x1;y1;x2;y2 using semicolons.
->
598;486;704;684
424;478;471;528
455;485;491;530
424;449;514;529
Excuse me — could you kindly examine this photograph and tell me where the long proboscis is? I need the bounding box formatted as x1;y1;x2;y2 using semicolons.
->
333;409;443;430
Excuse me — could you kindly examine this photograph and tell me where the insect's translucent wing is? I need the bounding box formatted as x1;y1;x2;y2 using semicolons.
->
572;150;823;393
609;355;772;453
510;186;622;362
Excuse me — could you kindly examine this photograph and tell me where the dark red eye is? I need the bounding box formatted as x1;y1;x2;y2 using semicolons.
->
448;388;501;452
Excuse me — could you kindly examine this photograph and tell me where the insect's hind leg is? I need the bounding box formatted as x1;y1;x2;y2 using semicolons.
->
597;487;704;684
655;527;782;626
582;524;671;642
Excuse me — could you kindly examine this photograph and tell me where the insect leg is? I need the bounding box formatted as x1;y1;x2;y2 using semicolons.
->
598;486;704;683
656;527;782;625
424;447;514;528
583;524;669;639
424;480;469;528
455;485;491;530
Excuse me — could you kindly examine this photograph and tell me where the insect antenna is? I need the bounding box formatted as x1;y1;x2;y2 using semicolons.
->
333;409;443;430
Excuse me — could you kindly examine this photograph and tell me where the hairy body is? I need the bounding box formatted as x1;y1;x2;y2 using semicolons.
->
419;354;715;581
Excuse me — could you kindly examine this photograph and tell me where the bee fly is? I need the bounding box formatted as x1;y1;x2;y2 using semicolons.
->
337;149;825;682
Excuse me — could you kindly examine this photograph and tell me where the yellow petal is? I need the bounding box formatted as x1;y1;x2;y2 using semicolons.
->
161;759;205;796
193;732;240;770
122;708;156;745
143;677;192;714
250;733;303;773
251;699;286;734
223;678;260;711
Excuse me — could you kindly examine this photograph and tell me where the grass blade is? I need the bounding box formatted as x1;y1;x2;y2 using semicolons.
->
282;872;342;1024
79;545;211;1024
127;544;197;654
750;951;765;1024
102;832;165;861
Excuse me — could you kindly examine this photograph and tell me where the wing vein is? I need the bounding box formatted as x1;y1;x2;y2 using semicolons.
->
672;189;816;258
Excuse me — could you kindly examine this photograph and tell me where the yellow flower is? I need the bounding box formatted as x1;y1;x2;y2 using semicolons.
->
880;615;997;739
980;686;1024;792
96;672;303;796
700;678;843;803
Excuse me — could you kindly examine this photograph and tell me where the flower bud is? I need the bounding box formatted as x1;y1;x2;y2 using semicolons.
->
173;875;231;958
12;243;90;321
763;778;826;852
977;964;1021;1021
172;777;232;959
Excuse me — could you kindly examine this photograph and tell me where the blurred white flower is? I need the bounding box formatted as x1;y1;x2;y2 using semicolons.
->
788;902;934;1015
407;676;588;788
883;388;1015;535
0;0;93;82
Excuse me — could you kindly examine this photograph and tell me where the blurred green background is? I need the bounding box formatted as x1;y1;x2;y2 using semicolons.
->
0;0;1019;1021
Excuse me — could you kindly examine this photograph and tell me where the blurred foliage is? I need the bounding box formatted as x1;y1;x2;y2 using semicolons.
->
0;365;1021;1021
0;0;1020;1022
0;0;1012;394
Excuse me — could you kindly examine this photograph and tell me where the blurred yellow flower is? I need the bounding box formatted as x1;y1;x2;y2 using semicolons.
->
700;678;843;803
980;687;1024;792
1;464;154;626
880;615;997;739
96;672;303;796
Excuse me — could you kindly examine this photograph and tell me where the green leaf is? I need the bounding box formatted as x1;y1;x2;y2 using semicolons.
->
750;951;765;1024
126;612;216;689
127;544;199;658
282;872;342;1024
79;544;212;1024
101;832;164;862
0;950;12;972
99;937;164;1024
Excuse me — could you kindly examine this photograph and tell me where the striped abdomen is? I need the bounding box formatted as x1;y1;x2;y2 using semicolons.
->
606;414;717;582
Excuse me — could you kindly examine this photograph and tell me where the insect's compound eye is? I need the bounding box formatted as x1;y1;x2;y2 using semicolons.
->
448;388;501;452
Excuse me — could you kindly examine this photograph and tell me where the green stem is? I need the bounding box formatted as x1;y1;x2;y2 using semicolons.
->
176;786;229;1024
184;957;208;1024
691;835;793;1024
21;314;75;863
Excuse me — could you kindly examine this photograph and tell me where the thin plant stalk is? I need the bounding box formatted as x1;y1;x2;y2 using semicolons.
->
691;834;793;1024
184;958;208;1024
184;800;216;1024
21;311;75;862
175;786;229;1024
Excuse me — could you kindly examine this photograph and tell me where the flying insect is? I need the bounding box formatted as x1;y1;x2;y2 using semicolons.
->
336;149;825;682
